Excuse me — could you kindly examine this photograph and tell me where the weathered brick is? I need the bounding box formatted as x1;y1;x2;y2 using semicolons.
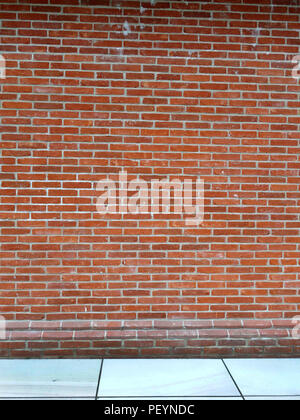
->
0;0;299;358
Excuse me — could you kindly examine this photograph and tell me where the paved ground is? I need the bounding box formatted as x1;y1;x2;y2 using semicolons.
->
0;358;299;400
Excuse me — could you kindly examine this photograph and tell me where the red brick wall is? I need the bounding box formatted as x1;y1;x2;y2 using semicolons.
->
1;0;300;358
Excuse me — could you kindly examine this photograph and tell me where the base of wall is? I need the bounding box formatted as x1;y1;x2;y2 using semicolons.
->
1;320;299;358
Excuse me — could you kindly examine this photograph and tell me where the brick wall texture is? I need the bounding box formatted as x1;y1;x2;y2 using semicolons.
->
1;0;300;358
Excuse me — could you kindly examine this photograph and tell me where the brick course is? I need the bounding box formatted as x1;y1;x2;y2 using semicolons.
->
1;0;300;357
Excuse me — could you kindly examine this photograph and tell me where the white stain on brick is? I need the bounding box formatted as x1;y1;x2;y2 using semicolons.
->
0;316;6;340
292;55;300;80
252;27;260;48
123;20;131;37
292;316;300;339
0;55;6;79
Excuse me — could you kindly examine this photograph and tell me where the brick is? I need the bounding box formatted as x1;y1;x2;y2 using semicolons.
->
0;0;299;358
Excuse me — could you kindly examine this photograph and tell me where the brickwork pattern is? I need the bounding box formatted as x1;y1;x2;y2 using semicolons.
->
0;0;300;357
